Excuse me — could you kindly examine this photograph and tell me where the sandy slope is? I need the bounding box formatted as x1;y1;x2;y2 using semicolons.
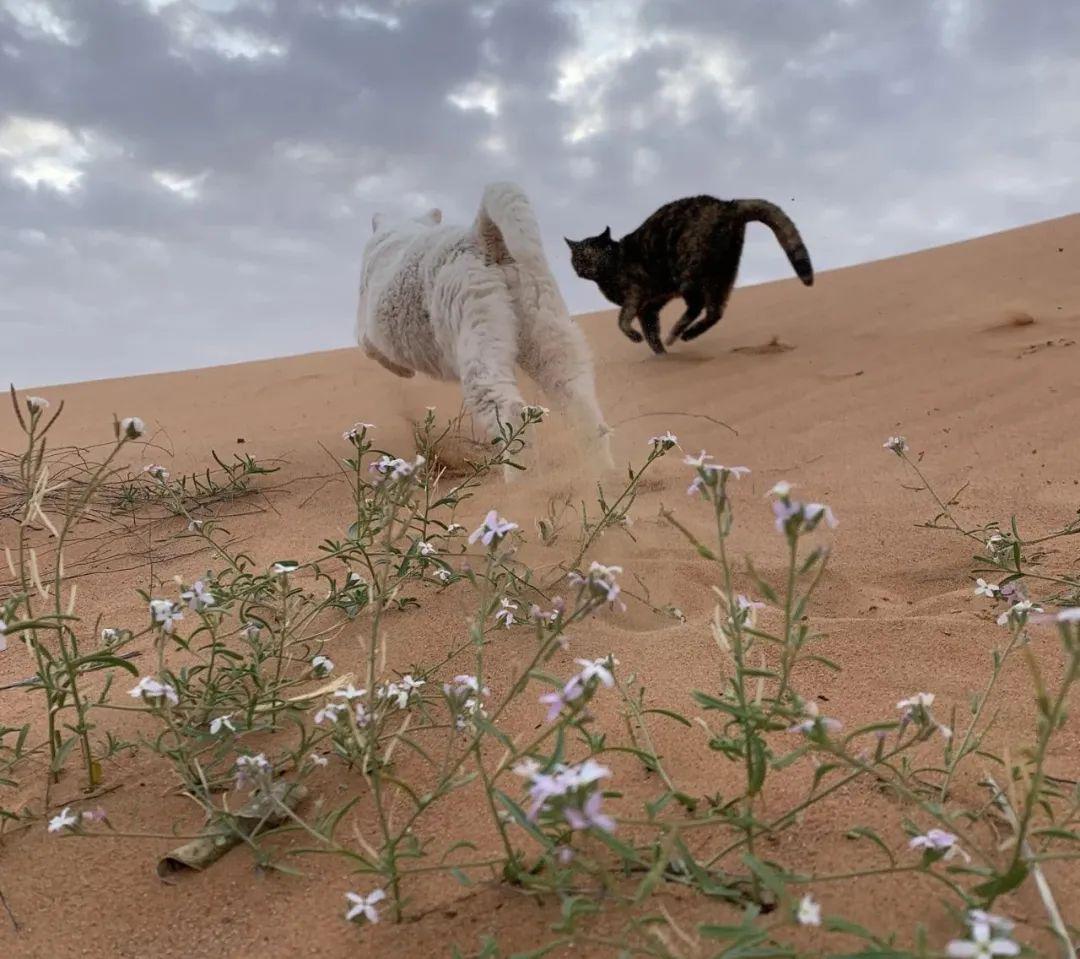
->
1;215;1079;958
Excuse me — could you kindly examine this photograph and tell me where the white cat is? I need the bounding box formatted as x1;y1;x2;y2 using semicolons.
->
356;182;613;473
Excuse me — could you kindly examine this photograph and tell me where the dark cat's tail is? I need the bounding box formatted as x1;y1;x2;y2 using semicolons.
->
733;200;814;286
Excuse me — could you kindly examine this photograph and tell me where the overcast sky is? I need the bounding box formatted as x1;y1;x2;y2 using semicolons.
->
2;0;1078;387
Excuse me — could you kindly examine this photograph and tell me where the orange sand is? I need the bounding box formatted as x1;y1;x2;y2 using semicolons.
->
1;216;1078;957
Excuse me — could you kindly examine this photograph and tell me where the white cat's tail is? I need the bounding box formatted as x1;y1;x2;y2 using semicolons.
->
473;182;565;302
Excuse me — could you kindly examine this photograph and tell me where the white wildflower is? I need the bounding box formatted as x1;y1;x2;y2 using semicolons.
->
345;888;386;924
119;416;145;439
48;807;79;833
469;510;518;546
128;676;179;706
796;894;821;927
209;714;236;735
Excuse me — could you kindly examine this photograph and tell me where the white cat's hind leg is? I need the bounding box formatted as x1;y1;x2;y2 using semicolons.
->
516;294;614;472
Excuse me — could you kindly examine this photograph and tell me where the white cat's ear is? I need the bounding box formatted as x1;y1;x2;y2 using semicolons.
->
423;207;442;225
372;213;386;233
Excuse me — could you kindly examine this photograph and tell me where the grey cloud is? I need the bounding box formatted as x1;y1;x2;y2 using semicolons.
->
2;0;1078;387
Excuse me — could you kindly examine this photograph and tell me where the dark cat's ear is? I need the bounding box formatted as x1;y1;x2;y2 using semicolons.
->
602;226;611;241
564;237;576;249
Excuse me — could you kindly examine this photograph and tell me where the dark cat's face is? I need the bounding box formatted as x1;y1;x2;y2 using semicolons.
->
565;227;616;281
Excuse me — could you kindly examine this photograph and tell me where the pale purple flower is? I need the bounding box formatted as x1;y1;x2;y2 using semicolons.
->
187;519;204;532
788;701;841;736
180;580;215;612
143;464;170;483
128;676;179;706
1057;607;1080;623
209;714;236;735
966;912;1015;935
48;807;79;833
242;620;261;640
311;654;334;677
574;656;617;688
26;396;49;413
974;578;1000;598
909;829;970;862
370;454;424;482
333;684;367;702
796;894;821;927
416;540;436;557
569;562;623;607
469;510;518;546
563;790;616;833
149;598;183;633
342;422;375;441
946;922;1020;958
771;491;838;536
997;600;1041;627
314;702;347;725
381;674;424;708
234;753;271;788
345;888;386;924
768;480;793;498
897;692;935;721
308;753;329;768
494;597;518;628
0;618;7;653
434;567;452;583
649;431;678;449
540;672;586;722
883;436;908;455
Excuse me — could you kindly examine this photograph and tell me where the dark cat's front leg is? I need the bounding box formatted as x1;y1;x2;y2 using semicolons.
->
616;296;644;343
639;305;665;354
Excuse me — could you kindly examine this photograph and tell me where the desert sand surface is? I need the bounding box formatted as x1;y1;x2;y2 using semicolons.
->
1;215;1078;958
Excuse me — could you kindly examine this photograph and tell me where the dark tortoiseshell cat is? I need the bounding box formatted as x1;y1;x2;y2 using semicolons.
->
565;196;813;354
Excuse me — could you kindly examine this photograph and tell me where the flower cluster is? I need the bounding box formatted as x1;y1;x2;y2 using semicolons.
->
538;656;617;723
649;430;678;450
568;562;624;610
788;699;842;737
370;453;425;484
377;674;424;709
494;597;518;628
896;691;951;740
234;753;272;789
180;579;215;612
311;654;334;677
443;674;489;730
946;911;1018;958
883;435;909;455
149;598;183;634
118;416;145;440
143;464;170;483
48;806;106;834
996;599;1042;628
683;450;750;497
342;421;375;442
769;482;838;538
515;758;615;833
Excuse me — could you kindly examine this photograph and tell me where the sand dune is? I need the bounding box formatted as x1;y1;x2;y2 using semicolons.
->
1;215;1078;957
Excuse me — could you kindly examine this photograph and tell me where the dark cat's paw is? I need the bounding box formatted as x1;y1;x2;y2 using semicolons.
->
621;328;644;343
